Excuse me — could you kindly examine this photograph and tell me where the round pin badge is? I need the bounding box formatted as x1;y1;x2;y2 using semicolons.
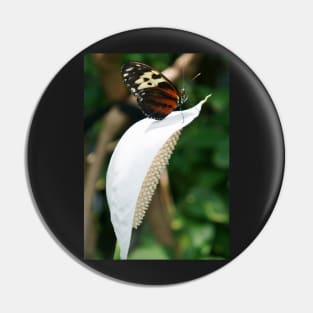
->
27;28;284;285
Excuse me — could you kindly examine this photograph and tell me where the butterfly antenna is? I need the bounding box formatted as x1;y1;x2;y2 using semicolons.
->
192;72;201;81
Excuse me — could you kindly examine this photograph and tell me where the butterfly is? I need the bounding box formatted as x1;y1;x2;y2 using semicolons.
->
121;61;188;120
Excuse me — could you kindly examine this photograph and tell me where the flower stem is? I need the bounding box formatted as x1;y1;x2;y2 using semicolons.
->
113;241;120;260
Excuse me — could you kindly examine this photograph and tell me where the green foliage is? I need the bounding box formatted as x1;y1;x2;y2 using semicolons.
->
84;55;106;116
129;245;169;260
84;53;229;259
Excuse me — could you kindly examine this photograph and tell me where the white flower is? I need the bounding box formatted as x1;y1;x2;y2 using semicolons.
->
106;95;211;259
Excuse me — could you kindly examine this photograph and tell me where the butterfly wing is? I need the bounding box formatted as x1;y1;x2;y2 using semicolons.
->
121;62;179;120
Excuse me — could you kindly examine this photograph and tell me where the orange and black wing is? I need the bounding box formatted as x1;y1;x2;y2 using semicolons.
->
121;61;179;120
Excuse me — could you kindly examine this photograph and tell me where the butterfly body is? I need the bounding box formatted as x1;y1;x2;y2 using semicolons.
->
121;62;187;120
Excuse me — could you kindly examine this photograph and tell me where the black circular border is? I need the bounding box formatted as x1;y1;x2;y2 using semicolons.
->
27;28;285;285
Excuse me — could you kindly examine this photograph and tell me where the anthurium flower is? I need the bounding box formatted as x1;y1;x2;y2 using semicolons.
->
106;95;211;259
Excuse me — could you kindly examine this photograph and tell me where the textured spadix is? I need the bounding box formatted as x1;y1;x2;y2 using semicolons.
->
106;95;211;259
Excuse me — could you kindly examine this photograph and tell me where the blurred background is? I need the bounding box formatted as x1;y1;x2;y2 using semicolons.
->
84;53;229;259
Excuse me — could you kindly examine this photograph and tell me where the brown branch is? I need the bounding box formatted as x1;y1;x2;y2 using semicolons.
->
84;107;130;258
163;53;204;83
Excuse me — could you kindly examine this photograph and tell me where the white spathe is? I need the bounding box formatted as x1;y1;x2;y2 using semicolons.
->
106;95;211;259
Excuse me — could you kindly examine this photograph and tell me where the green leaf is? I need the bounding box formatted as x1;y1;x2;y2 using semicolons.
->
128;245;169;260
212;137;229;168
188;223;215;248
